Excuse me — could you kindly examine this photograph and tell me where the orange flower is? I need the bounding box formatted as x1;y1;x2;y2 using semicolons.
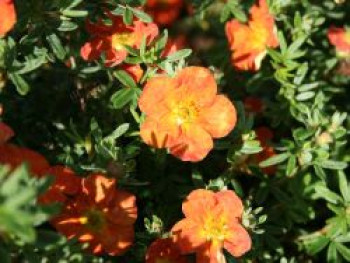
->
254;127;276;174
328;26;350;55
171;189;251;263
138;67;237;162
146;0;184;26
225;0;279;71
0;144;50;175
146;238;189;263
52;174;137;256
0;0;16;37
38;166;82;205
0;122;14;144
244;97;264;114
81;12;158;66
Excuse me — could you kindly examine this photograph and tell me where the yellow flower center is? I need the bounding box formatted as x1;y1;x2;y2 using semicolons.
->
81;209;106;231
200;213;230;246
172;100;199;126
111;32;135;51
250;23;269;50
345;31;350;44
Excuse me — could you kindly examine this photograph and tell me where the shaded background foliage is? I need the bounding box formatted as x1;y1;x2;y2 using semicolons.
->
0;0;350;262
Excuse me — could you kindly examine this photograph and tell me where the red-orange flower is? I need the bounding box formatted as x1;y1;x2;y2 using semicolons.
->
225;0;279;71
254;127;276;174
328;26;350;55
139;67;237;162
121;64;144;83
81;13;158;66
171;189;251;263
244;97;264;114
146;0;184;26
39;166;82;205
0;122;14;144
0;0;16;37
146;238;189;263
0;144;50;175
52;174;137;256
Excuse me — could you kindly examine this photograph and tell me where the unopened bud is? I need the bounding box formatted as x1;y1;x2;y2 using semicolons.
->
316;132;332;145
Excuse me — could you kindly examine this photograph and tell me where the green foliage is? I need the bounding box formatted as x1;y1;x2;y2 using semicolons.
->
0;165;55;243
1;0;350;262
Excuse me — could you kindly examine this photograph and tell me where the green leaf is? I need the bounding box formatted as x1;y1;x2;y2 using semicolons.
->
241;140;263;154
336;243;350;261
319;160;347;170
295;91;315;101
338;171;350;202
123;8;133;25
293;128;314;141
165;49;192;62
46;33;66;60
8;73;30;95
110;88;136;109
278;31;287;54
58;20;78;32
305;235;329;255
286;155;297;176
107;123;130;140
114;70;137;89
61;9;88;17
327;242;338;263
129;7;153;23
259;153;290;168
313;185;342;204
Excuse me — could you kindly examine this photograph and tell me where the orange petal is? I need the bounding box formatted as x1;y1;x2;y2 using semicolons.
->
82;174;116;204
224;223;252;257
171;219;206;254
138;76;177;118
199;95;237;138
175;67;217;107
99;223;135;256
170;125;213;162
107;190;137;225
196;242;225;263
182;189;216;218
328;26;350;53
215;190;243;219
133;21;159;47
0;0;16;37
225;20;250;51
0;144;50;176
140;118;179;149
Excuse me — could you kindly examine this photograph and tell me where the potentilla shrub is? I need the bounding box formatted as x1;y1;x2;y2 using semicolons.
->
0;0;349;262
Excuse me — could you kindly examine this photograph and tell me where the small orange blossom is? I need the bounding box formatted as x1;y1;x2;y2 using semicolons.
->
52;174;137;256
138;66;237;162
81;12;158;67
171;189;251;263
328;26;350;55
225;0;279;71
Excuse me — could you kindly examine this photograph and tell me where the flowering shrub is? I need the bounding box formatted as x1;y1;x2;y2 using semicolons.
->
0;0;350;262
